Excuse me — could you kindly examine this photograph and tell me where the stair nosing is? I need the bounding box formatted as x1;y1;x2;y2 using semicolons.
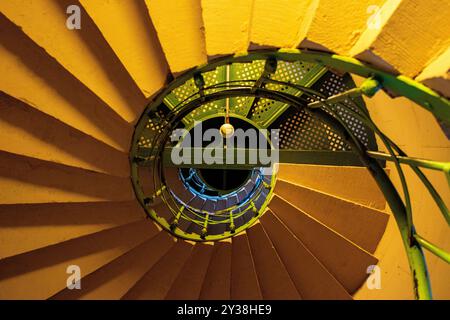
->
269;194;377;258
261;208;353;299
276;177;389;214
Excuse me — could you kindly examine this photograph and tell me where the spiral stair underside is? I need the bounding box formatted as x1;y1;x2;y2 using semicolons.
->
0;0;449;300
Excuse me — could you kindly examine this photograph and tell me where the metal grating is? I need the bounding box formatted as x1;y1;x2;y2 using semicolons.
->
309;72;376;150
271;71;377;151
164;67;226;124
276;108;350;151
138;108;168;148
253;61;316;121
229;60;324;126
229;60;265;116
157;62;376;152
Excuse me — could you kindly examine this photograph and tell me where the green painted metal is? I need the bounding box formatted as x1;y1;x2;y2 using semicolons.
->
220;59;327;126
414;234;450;264
132;109;278;242
261;64;326;127
164;65;227;125
367;151;450;225
130;50;450;300
148;50;449;125
367;151;450;172
137;148;364;168
144;172;277;242
308;78;382;109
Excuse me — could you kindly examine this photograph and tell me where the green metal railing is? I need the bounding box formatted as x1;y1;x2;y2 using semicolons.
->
130;50;450;300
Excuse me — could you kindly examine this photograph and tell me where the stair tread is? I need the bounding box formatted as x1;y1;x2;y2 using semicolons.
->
199;239;232;300
0;219;158;299
277;164;387;209
51;231;174;300
246;221;301;300
201;0;253;56
416;46;450;98
350;0;450;78
0;0;146;123
0;93;129;177
260;210;352;300
151;201;174;221
269;194;378;294
80;0;169;99
122;239;194;300
275;179;389;253
165;167;195;203
301;0;380;55
250;0;312;48
145;0;207;73
231;232;263;300
0;151;133;204
0;201;145;259
0;13;132;151
165;242;215;300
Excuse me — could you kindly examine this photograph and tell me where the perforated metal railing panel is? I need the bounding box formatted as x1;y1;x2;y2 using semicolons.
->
161;60;327;128
229;60;326;126
143;62;377;154
164;66;227;125
270;71;378;151
309;71;377;150
137;107;168;149
252;61;325;126
272;108;350;151
138;62;377;161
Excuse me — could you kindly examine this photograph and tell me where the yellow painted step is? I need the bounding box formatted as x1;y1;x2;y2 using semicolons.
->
0;201;145;260
0;219;157;300
260;210;352;300
0;93;129;177
51;231;175;300
301;0;387;54
350;0;450;77
199;240;232;300
231;232;262;300
80;0;169;98
0;151;133;204
0;15;132;152
122;240;194;299
0;1;146;123
269;195;378;294
250;0;314;48
275;179;389;253
246;221;301;300
145;0;207;73
201;0;253;56
416;46;450;99
165;242;214;300
277;164;386;209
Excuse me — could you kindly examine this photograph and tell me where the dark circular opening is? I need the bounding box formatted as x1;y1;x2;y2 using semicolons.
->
198;168;251;191
185;116;268;193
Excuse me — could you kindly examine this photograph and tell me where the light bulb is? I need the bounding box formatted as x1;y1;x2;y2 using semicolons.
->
220;123;234;138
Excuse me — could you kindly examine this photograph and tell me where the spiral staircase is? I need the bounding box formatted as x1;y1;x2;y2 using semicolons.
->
0;0;449;300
